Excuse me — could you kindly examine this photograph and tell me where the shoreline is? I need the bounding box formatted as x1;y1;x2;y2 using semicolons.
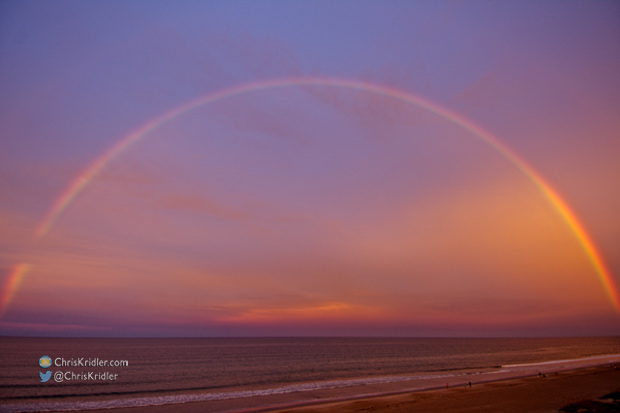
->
264;364;620;413
3;356;619;413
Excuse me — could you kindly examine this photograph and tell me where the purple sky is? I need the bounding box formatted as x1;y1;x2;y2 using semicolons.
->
1;1;619;337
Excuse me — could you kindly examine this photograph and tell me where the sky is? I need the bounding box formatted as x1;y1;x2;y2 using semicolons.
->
1;1;619;337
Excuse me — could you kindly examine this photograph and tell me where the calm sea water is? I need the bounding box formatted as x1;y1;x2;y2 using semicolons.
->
1;337;619;411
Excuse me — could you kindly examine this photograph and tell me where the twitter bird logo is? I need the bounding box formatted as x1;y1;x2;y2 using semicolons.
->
39;371;52;383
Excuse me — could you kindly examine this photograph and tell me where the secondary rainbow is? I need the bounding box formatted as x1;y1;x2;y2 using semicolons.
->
12;76;618;314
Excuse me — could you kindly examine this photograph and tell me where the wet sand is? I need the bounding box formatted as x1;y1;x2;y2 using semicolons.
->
268;365;620;413
69;363;620;413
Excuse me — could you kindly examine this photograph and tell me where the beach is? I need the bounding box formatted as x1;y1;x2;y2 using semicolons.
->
2;338;619;413
269;364;620;413
65;363;619;413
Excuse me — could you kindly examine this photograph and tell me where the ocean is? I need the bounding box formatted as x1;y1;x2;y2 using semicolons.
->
1;336;619;412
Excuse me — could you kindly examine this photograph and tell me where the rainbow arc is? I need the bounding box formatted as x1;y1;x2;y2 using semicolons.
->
2;77;618;316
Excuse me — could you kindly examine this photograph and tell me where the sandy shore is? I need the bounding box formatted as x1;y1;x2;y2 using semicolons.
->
3;359;618;413
268;365;620;413
61;364;619;413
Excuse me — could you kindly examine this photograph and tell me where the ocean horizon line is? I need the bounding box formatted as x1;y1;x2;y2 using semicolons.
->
3;334;620;339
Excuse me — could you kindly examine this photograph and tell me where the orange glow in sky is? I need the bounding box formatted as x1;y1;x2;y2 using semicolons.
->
1;2;619;337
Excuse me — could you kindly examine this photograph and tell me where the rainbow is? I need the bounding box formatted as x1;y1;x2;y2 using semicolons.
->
6;76;617;315
0;263;30;317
